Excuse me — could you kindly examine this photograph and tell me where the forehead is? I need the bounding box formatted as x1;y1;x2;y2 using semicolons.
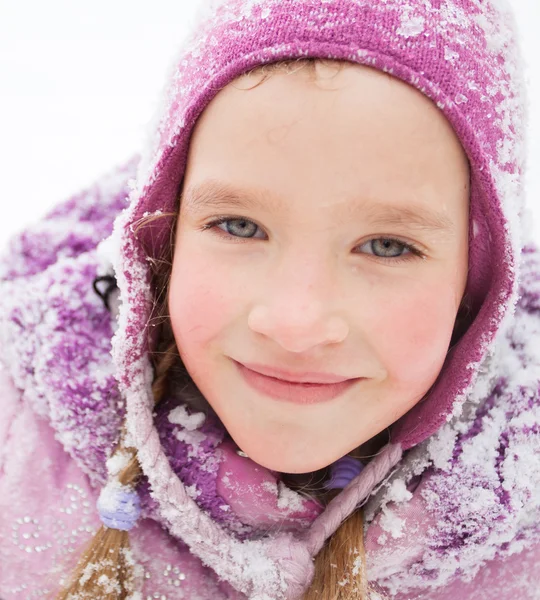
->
183;61;469;228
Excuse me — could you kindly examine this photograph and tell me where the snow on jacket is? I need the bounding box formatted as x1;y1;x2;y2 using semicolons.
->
1;0;538;599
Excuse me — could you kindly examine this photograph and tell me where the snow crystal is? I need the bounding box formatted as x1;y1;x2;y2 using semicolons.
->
351;554;365;577
79;561;101;586
199;452;222;473
168;405;206;430
141;209;163;219
185;484;202;499
444;47;460;64
378;507;406;539
385;479;413;504
95;234;119;275
427;424;458;471
97;573;121;594
276;481;304;512
105;449;132;477
397;14;425;38
174;428;207;458
261;480;278;494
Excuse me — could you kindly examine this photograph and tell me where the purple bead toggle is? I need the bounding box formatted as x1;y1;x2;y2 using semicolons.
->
97;487;142;531
324;456;365;490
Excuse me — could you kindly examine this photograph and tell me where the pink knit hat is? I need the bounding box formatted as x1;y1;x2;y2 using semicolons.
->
108;0;528;597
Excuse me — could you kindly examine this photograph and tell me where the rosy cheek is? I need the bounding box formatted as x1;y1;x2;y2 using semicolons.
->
373;282;456;389
169;253;232;349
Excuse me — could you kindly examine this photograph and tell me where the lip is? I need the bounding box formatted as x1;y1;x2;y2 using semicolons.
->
234;361;363;405
238;362;353;384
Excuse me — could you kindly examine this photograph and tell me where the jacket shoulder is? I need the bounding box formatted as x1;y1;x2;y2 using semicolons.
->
0;156;139;282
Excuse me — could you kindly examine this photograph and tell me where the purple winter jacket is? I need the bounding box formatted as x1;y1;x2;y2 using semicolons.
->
1;1;539;599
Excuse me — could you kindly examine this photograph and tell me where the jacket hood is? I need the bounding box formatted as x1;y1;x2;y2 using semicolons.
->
117;0;529;447
108;0;530;597
0;0;531;598
103;1;529;596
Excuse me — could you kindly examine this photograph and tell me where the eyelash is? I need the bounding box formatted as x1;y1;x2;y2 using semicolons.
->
199;216;426;264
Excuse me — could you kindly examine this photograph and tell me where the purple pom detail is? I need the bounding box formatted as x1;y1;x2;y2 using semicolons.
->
324;456;364;490
97;488;142;531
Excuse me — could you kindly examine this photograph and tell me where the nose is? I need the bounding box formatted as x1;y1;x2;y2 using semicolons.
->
247;263;349;353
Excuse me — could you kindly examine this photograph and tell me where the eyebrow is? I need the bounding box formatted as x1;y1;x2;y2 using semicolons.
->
182;179;456;234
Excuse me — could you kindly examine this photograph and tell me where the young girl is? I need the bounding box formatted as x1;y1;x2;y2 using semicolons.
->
0;0;537;598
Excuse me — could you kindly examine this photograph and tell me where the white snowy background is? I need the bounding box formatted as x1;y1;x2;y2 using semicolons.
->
0;0;538;245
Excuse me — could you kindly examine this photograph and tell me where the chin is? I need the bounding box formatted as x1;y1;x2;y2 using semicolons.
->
237;442;332;474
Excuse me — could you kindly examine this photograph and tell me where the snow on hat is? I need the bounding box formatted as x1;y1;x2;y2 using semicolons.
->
108;0;529;597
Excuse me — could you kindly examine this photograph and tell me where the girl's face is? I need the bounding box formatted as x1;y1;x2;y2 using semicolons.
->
169;62;470;474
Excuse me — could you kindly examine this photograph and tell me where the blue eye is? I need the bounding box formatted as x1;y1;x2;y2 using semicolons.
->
364;238;412;259
200;216;425;263
212;217;264;239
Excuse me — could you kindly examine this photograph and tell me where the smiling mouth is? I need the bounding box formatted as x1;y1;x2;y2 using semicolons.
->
234;361;363;405
236;361;356;384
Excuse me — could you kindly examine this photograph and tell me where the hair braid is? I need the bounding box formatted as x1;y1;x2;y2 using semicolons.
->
51;334;180;599
302;510;368;600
